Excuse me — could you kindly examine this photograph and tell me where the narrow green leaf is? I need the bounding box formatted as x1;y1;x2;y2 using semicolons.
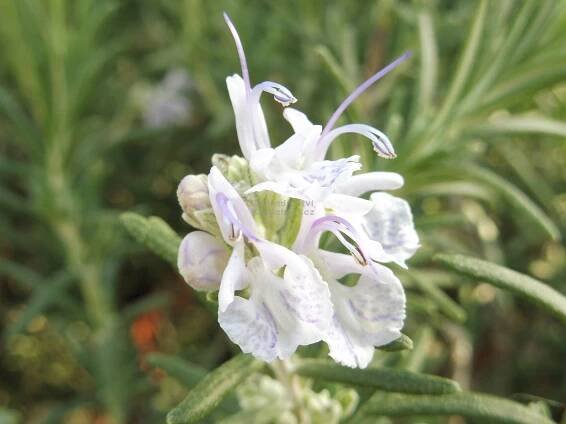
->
363;392;554;424
146;353;207;388
435;254;566;324
471;114;566;138
0;86;42;149
378;333;413;352
410;274;467;323
120;212;181;266
416;6;438;113
121;213;215;314
0;258;42;290
314;45;354;95
435;0;487;127
4;272;73;339
294;359;460;395
466;165;560;240
167;354;263;424
402;326;434;373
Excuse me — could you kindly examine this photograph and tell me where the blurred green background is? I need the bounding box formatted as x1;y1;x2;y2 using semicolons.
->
0;0;565;422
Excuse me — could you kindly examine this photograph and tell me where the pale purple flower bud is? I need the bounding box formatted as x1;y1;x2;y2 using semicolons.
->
178;231;229;291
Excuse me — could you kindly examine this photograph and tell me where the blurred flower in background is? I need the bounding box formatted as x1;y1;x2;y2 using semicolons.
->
138;68;193;128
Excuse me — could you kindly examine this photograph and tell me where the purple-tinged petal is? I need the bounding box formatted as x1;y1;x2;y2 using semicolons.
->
208;166;260;245
361;192;420;267
178;231;229;291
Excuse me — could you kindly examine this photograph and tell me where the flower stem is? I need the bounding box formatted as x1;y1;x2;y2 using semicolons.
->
271;359;307;423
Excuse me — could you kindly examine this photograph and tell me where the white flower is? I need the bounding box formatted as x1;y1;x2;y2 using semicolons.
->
175;13;417;368
143;68;192;128
295;216;406;367
208;167;334;362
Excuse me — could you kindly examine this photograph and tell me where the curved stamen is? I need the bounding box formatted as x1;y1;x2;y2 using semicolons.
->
320;52;412;138
216;193;258;242
306;215;368;265
223;12;251;96
316;124;396;160
252;81;297;107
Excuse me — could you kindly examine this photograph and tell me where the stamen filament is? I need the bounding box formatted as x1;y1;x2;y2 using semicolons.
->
252;81;297;107
223;12;251;96
216;192;258;241
316;124;396;160
321;52;412;137
306;215;369;264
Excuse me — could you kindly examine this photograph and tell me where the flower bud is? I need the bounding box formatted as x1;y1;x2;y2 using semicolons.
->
177;174;210;214
178;231;229;291
211;154;250;186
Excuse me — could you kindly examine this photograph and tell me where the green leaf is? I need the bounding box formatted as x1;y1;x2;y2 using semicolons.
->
294;359;460;395
434;0;487;127
120;212;181;266
146;353;207;389
466;165;560;241
409;273;467;323
0;258;42;290
120;212;215;314
167;354;263;424
378;333;413;352
314;45;354;95
471;114;566;138
416;5;438;114
0;84;42;150
363;392;554;424
4;272;74;339
435;254;566;324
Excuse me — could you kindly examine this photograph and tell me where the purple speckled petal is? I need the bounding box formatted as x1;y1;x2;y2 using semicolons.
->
315;250;405;368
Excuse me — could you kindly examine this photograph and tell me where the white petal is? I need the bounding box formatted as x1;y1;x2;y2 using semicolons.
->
220;255;333;362
312;251;405;368
219;296;279;362
226;74;270;160
283;108;314;133
324;315;374;368
314;250;362;279
323;262;405;368
249;148;276;176
246;180;301;199
362;192;420;266
248;156;361;203
178;231;229;291
218;238;248;312
335;172;404;197
325;194;374;215
280;255;334;332
208;166;259;244
335;264;405;346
